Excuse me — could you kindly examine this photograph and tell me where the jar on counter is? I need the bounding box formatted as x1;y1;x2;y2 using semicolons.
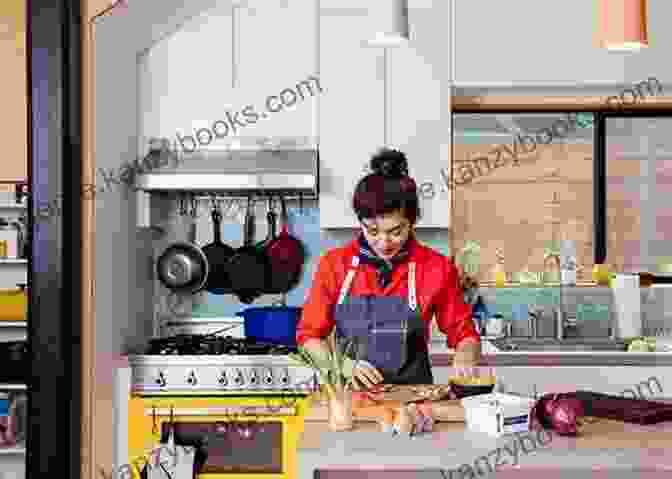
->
0;393;15;446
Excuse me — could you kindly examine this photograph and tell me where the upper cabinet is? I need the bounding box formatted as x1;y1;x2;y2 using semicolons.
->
453;0;629;86
139;0;318;153
319;0;451;228
318;2;386;228
236;0;318;141
138;3;235;152
387;0;451;228
0;0;27;181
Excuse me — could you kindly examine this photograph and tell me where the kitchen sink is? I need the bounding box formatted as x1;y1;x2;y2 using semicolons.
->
490;338;627;352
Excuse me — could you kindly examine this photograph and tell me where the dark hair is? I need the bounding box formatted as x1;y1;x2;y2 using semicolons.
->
352;148;420;224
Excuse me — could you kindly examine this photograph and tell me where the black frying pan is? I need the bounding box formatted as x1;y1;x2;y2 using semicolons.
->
201;208;235;294
227;199;272;303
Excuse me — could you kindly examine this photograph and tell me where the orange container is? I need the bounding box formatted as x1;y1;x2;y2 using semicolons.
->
0;288;27;321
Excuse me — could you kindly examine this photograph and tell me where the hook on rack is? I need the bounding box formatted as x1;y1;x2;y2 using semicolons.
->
152;406;158;435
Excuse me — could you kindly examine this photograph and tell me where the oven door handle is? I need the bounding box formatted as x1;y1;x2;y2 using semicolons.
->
144;406;297;417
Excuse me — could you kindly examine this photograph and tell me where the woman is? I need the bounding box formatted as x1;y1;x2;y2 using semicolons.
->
296;148;481;388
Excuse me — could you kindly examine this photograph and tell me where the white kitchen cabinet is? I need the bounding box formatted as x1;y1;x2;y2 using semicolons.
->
387;0;451;228
318;2;386;228
138;2;235;153
235;0;318;141
453;0;628;86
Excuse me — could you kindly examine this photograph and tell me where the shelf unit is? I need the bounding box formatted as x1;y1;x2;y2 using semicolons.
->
0;260;26;265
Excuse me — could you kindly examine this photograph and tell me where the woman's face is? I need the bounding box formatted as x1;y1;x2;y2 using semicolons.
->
360;210;413;260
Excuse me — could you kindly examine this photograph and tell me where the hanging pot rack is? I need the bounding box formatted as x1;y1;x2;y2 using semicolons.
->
133;143;318;228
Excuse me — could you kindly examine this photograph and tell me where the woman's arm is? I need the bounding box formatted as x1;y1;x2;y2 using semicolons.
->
296;255;338;347
434;258;482;367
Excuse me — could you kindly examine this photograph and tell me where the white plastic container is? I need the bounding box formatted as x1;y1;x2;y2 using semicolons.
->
461;393;536;437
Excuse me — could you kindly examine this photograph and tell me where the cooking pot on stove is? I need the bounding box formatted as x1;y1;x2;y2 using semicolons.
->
236;306;302;347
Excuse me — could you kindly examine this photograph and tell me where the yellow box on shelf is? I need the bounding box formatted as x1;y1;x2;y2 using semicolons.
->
0;287;27;321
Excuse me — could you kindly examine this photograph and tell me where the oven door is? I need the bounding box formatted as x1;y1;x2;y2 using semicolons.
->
128;396;309;479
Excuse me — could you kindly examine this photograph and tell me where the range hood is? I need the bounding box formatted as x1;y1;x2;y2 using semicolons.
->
134;136;319;198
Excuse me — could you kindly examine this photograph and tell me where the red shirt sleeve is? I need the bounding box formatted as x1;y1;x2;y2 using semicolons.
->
434;257;480;349
296;254;338;345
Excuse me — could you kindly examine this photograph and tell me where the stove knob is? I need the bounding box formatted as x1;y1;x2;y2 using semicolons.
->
233;369;244;386
279;369;290;386
218;372;228;386
249;369;259;386
187;371;198;386
155;372;167;388
263;369;274;386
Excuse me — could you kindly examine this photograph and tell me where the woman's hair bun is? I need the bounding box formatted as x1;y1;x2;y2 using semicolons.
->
370;148;409;178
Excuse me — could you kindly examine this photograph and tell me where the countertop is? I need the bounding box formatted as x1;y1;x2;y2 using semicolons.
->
297;398;672;478
428;341;672;366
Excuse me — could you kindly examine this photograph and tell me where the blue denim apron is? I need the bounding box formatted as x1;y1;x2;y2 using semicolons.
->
333;256;433;385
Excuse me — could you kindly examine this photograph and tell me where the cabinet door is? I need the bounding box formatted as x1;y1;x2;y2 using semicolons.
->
319;2;385;228
388;0;451;228
138;3;234;152
235;0;318;141
453;0;627;85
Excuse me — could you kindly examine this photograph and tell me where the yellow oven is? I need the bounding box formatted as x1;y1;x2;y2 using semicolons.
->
128;395;310;479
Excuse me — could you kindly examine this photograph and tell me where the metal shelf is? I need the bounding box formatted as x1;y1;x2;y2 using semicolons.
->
0;322;26;328
0;260;27;265
0;384;26;390
0;205;26;210
0;445;26;455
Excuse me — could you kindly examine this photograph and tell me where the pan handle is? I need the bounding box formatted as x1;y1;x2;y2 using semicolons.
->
244;197;254;246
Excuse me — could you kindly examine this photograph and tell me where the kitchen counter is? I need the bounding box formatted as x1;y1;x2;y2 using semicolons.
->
297;400;672;478
429;342;672;366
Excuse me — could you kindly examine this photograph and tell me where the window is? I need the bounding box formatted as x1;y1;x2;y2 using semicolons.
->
451;112;596;283
604;115;672;273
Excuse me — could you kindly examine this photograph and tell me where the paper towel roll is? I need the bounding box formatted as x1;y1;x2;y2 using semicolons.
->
612;273;642;338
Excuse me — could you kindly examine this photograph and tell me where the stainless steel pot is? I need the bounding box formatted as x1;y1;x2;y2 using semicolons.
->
157;242;209;294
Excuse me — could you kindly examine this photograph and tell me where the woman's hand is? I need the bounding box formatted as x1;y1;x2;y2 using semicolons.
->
453;257;479;291
351;360;384;390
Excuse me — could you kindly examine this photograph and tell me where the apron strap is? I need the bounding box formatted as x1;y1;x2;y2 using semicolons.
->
408;262;417;311
337;256;359;305
337;257;417;309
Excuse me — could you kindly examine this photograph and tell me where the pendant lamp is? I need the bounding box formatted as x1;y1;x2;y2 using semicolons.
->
597;0;648;51
368;0;409;47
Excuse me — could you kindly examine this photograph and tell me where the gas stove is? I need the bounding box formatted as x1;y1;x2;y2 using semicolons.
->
146;334;297;356
129;335;317;395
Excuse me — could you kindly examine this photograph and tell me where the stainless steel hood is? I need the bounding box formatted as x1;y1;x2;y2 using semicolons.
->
134;136;319;198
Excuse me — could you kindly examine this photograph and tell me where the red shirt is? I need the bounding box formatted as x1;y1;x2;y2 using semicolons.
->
297;237;479;349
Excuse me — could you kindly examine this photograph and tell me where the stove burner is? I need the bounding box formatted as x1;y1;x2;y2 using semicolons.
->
146;334;298;356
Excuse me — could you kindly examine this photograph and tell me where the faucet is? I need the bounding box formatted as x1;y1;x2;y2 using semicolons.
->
528;306;542;339
555;308;577;340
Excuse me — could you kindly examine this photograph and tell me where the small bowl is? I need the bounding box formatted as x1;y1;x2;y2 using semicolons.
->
449;382;495;399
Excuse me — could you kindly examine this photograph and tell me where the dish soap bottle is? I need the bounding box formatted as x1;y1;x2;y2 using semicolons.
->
494;248;507;287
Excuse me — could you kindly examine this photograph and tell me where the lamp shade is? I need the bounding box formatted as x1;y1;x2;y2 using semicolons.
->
367;0;409;47
597;0;648;51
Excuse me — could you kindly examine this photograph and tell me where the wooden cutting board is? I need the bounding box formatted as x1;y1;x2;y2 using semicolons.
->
304;385;465;423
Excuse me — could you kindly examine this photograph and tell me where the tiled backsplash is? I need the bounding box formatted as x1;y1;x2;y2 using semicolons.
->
476;285;672;338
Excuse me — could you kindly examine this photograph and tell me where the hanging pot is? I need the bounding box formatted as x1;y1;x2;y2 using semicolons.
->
200;207;236;294
265;196;306;293
156;242;209;294
226;198;272;304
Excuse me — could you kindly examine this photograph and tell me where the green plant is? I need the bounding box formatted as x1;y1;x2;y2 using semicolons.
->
288;338;356;397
